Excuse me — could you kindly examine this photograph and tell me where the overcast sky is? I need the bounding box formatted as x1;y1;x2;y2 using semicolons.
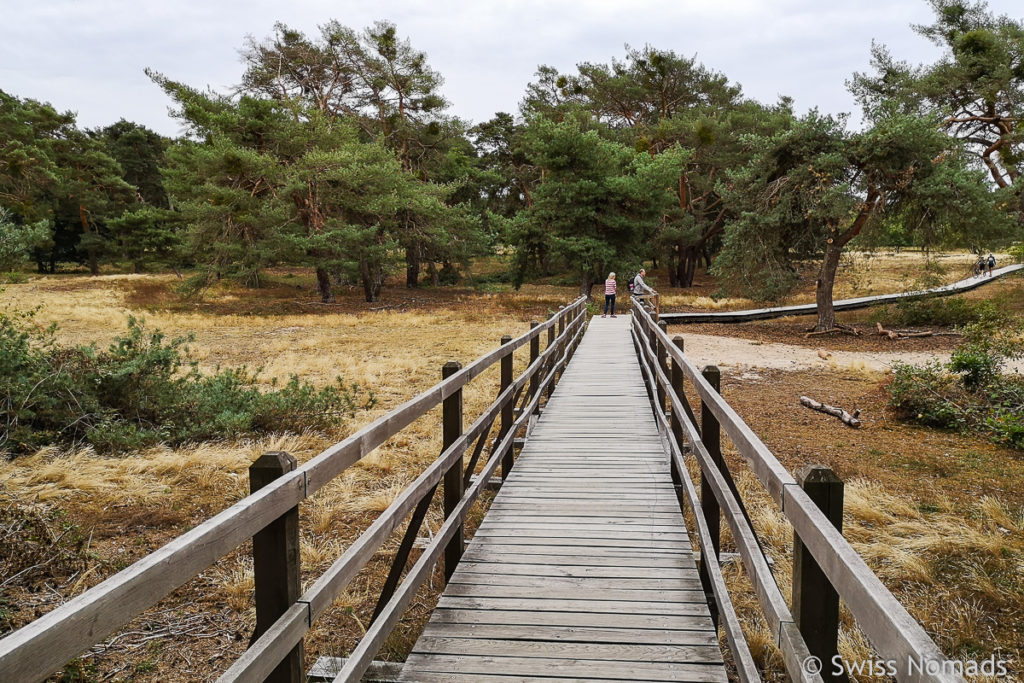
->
2;0;1021;137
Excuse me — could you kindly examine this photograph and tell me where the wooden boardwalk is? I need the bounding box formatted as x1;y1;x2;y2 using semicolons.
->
659;262;1024;324
399;315;726;682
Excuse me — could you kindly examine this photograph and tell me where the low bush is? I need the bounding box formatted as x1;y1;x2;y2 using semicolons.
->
0;312;374;456
870;295;989;328
888;307;1024;448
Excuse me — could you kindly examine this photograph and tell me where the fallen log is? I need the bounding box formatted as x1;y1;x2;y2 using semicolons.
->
800;396;862;428
875;322;935;339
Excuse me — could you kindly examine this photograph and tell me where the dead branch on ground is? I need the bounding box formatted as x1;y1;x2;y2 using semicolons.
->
800;395;862;428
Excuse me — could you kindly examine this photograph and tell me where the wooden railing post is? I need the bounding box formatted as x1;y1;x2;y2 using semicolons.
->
529;321;540;414
556;306;567;383
442;361;464;583
499;335;514;481
794;465;847;683
699;365;722;627
249;452;303;683
546;323;556;399
656;320;668;413
670;336;686;450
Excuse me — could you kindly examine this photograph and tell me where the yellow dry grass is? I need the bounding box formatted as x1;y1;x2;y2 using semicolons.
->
3;266;1019;679
0;273;559;679
706;465;1024;680
656;249;1012;311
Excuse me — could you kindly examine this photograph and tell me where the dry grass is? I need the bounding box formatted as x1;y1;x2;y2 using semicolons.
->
0;273;559;680
689;457;1024;681
2;264;1021;680
655;249;1011;311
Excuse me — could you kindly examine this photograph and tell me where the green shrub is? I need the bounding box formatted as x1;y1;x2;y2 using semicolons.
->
871;295;987;327
0;313;374;456
888;360;968;430
887;307;1024;448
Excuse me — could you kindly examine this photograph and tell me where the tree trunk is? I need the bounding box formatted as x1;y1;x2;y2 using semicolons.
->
80;204;99;275
316;266;335;303
675;244;700;288
405;245;420;288
579;273;596;301
427;261;440;286
667;251;679;287
360;256;382;303
815;239;843;331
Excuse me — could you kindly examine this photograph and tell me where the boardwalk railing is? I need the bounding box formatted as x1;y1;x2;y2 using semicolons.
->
631;300;965;683
0;298;588;683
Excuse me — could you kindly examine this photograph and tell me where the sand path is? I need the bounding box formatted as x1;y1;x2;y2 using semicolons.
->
678;332;1024;376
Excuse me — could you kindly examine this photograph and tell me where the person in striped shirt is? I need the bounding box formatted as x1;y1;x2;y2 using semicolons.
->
602;272;617;317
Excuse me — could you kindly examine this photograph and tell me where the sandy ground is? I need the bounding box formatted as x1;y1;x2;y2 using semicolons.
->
678;332;1024;376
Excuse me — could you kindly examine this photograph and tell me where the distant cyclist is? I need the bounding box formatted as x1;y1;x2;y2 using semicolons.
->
987;252;996;277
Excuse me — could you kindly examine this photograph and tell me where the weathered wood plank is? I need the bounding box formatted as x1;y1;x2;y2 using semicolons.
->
419;622;718;645
399;654;728;682
427;607;714;631
448;574;704;591
441;583;708;604
456;565;704;581
410;636;723;663
401;315;726;682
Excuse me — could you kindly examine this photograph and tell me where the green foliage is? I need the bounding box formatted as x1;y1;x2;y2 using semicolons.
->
513;115;676;294
871;295;988;327
714;106;999;331
0;313;373;456
949;303;1024;390
888;306;1024;448
0;90;174;275
239;21;486;290
851;0;1024;231
0;208;50;272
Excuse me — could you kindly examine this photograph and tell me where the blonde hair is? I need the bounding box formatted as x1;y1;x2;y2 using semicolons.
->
608;272;616;279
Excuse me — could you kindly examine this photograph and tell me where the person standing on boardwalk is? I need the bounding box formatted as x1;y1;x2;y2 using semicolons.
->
632;268;659;314
987;252;996;277
602;272;617;317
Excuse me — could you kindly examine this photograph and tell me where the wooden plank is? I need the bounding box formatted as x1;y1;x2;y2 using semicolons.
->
441;583;708;604
400;654;728;682
453;562;700;579
448;574;704;591
410;636;723;663
419;622;718;645
428;607;714;631
403;315;726;682
460;550;693;568
471;527;688;540
437;596;712;617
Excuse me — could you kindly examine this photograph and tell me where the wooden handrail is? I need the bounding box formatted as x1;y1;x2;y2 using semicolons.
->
0;298;587;683
629;325;762;683
631;301;965;683
220;308;589;682
631;320;810;682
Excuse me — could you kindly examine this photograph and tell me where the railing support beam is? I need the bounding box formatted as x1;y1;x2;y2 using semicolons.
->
794;465;848;683
656;321;668;413
499;335;514;481
699;365;722;628
529;321;540;414
249;452;303;683
442;361;464;582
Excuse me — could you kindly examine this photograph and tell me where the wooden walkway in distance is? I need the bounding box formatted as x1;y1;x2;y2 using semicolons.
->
659;262;1024;324
398;315;726;682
